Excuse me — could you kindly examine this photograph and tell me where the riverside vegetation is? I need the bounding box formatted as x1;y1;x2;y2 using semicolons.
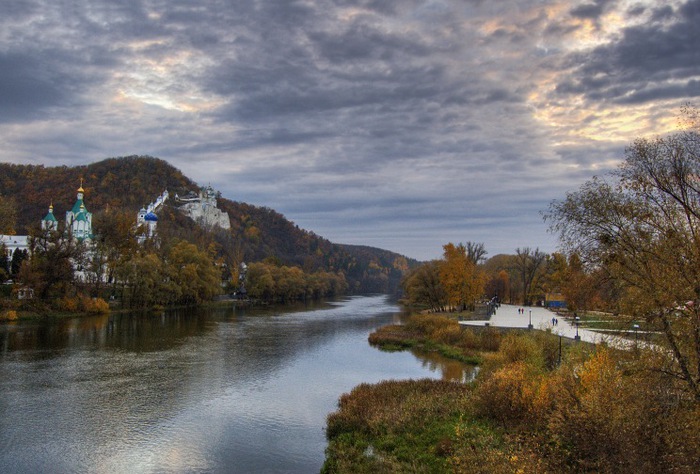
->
324;108;700;473
323;313;700;473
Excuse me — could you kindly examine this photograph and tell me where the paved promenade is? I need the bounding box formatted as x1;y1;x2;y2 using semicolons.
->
459;304;635;349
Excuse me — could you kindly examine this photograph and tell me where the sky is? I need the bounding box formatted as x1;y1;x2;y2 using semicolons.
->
1;0;698;261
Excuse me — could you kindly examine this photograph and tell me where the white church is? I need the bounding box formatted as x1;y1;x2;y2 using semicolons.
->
38;181;94;240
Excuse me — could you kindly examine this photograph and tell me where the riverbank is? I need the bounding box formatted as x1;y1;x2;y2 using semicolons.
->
323;312;700;473
0;290;348;322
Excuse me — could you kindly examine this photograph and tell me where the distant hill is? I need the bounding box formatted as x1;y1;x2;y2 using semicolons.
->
0;156;418;294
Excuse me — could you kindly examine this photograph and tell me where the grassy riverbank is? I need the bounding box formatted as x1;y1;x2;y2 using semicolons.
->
323;314;700;473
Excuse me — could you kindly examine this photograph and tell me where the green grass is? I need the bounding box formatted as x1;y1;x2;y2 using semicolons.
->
323;379;474;474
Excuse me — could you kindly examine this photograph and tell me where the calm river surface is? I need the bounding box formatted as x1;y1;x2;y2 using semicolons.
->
0;295;470;473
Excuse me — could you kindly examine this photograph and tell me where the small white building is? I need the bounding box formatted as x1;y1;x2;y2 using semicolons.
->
136;189;168;244
0;234;29;259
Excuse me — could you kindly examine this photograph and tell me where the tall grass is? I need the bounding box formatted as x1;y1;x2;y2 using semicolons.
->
369;314;501;365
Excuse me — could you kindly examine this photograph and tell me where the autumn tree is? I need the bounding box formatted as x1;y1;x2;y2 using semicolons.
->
483;254;519;303
116;252;168;308
537;252;567;296
485;269;510;303
546;108;700;400
401;261;448;311
165;240;222;305
20;226;80;299
559;253;603;313
245;260;347;302
439;243;486;311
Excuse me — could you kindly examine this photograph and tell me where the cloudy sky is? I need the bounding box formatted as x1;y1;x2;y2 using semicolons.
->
1;0;698;261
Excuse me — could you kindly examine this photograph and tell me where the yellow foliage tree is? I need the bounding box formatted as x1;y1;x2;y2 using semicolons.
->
439;243;486;311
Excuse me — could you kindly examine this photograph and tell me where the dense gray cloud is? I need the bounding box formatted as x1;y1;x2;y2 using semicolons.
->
0;0;697;260
557;0;700;105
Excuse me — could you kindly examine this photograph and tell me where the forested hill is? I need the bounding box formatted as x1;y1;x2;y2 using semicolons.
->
0;156;418;294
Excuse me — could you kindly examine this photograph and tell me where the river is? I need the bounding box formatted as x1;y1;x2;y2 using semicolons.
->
0;295;471;473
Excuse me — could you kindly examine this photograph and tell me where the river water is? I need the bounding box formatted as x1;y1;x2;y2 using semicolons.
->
0;295;470;473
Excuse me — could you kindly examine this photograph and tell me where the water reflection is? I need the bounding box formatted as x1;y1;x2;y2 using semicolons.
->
0;295;471;473
411;349;479;383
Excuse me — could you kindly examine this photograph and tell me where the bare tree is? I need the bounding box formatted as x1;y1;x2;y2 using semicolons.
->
465;241;488;264
514;247;546;306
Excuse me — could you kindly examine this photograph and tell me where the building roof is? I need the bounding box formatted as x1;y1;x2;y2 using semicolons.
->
144;212;158;222
71;199;87;214
43;205;57;222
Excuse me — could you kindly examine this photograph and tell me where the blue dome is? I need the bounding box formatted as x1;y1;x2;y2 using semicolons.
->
144;212;158;222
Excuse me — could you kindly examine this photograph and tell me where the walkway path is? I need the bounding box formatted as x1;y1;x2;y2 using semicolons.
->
459;304;637;350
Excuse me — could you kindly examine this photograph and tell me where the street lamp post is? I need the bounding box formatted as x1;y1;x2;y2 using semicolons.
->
574;316;581;341
558;335;562;366
528;309;533;330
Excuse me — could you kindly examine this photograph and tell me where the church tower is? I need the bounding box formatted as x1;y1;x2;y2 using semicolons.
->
65;180;92;240
41;203;58;231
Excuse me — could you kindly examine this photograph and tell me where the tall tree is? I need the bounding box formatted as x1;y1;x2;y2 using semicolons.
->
485;268;510;303
401;260;448;311
10;249;28;277
116;252;168;309
20;226;80;299
538;252;568;300
165;240;222;305
0;244;8;281
560;253;598;313
513;247;546;306
546;108;700;400
91;209;139;292
440;243;485;311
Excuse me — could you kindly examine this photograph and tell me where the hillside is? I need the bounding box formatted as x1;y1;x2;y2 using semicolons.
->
0;156;418;294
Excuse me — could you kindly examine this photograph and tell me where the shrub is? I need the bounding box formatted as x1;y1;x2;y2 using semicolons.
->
474;361;553;428
478;326;502;351
499;334;541;365
54;296;79;312
0;310;18;320
405;314;456;336
79;296;110;314
432;323;464;346
458;328;482;351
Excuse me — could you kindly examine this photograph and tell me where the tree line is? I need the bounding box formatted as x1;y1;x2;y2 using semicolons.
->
1;210;222;312
0;198;352;312
401;242;568;312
